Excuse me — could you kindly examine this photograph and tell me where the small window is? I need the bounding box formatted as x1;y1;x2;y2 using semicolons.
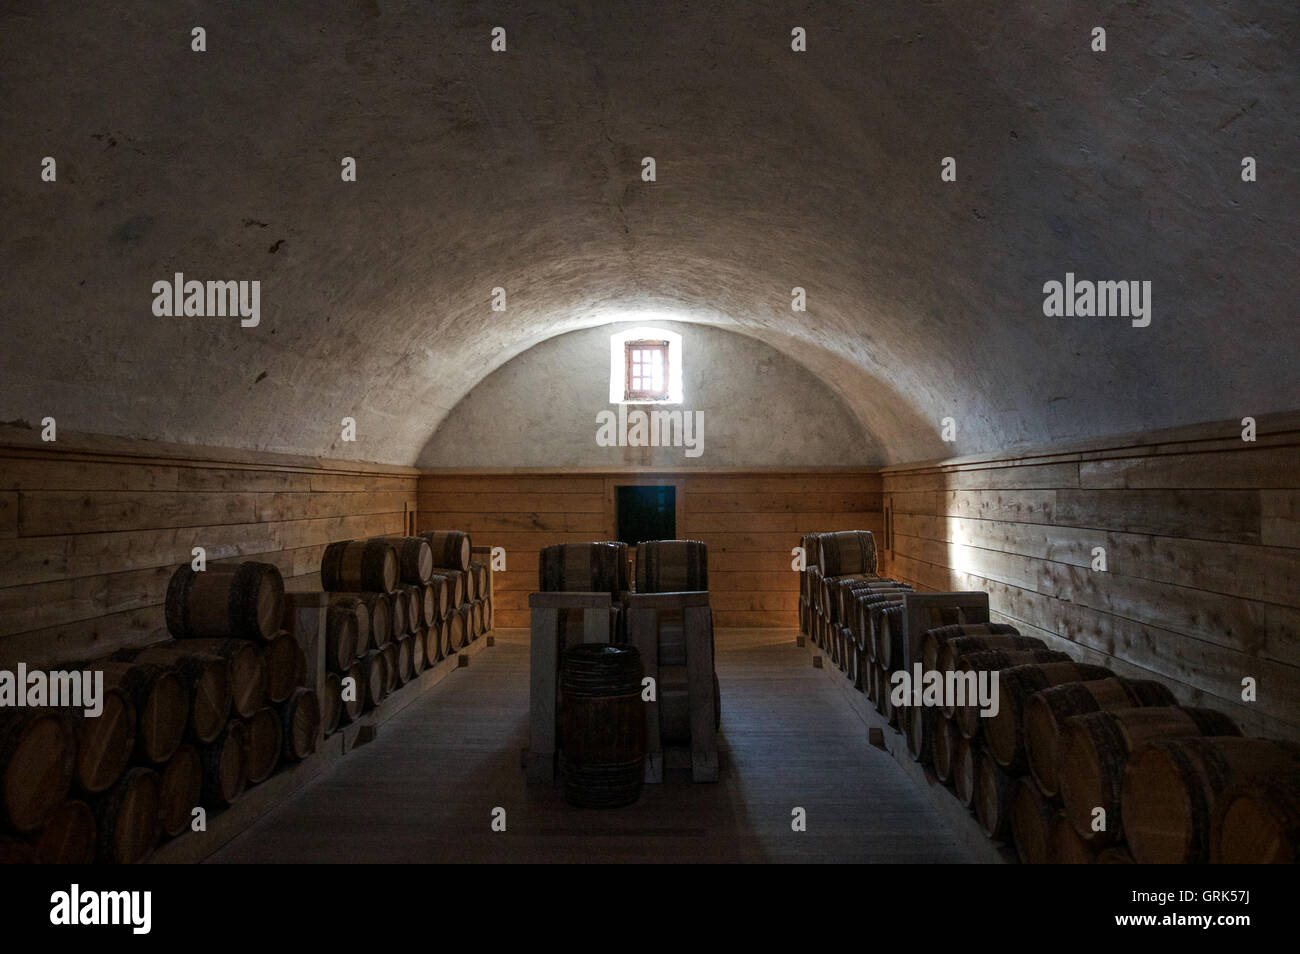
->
624;340;670;401
609;327;683;404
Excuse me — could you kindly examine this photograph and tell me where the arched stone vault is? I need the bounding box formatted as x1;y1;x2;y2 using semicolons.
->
0;1;1294;466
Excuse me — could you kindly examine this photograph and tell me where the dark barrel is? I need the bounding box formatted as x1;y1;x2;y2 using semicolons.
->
540;542;626;595
816;530;877;578
165;561;285;642
320;540;399;594
635;540;707;593
419;530;473;573
559;644;646;809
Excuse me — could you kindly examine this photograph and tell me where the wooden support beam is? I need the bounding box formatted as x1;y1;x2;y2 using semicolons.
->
685;604;718;782
626;604;663;783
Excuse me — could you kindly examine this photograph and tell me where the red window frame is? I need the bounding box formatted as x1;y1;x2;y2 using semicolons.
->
624;340;670;400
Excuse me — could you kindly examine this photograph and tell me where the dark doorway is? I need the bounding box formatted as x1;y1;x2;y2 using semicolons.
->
615;485;676;546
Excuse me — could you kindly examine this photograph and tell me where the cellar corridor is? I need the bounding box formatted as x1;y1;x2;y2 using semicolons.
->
207;629;970;864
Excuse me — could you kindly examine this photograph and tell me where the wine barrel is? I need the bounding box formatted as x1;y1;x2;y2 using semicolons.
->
412;583;436;628
1051;813;1096;864
426;577;450;620
839;579;904;626
375;535;434;585
1024;677;1178;796
932;715;959;783
68;685;136;795
122;645;231;745
165;561;285;642
559;644;646;808
397;584;424;630
34;799;96;864
875;663;893;720
99;661;187;765
540;542;625;595
953;736;977;806
1058;706;1241;844
340;662;365;724
200;721;247;808
94;767;161;864
325;600;362;672
392;637;415;686
472;600;485;638
904;704;937;764
1122;737;1300;864
937;633;1043;675
332;593;391;651
456;604;473;648
800;533;825;571
158;744;201;838
878;603;908;670
0;711;76;833
922;623;1021;675
260;632;303;705
420;530;473;573
827;574;875;623
426;618;445;666
381;643;400;694
864;599;904;662
442;570;466;608
279;688;320;762
321;673;342;737
463;564;478;602
359;650;386;710
985;662;1113;772
636;539;708;593
1010;776;1056;864
176;637;265;719
843;633;859;686
817;530;877;578
411;629;428;677
388;590;409;640
470;562;489;601
446;611;466;655
321;540;398;594
1211;767;1300;864
947;649;1070;722
244;707;282;784
974;749;1017;841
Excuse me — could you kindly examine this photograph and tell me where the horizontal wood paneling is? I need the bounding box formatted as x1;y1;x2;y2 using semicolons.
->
881;438;1300;743
0;446;417;669
418;470;882;628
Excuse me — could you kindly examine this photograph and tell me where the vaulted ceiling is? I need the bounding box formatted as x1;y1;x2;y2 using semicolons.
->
1;1;1295;466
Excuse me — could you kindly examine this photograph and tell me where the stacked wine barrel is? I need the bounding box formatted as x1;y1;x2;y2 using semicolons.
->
0;559;320;865
885;614;1295;864
318;531;491;726
538;540;630;646
798;529;1298;864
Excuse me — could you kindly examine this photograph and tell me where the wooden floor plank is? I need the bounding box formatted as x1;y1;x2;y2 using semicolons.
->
207;628;971;864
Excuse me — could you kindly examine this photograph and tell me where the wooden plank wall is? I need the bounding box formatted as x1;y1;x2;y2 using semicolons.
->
880;428;1300;742
418;472;882;628
0;439;418;670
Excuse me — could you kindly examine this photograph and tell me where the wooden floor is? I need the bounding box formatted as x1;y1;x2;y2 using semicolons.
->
208;628;972;863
